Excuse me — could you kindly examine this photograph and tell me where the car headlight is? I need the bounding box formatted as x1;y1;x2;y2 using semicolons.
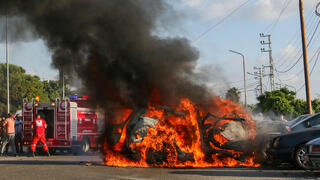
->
285;126;290;132
273;137;280;148
311;145;320;152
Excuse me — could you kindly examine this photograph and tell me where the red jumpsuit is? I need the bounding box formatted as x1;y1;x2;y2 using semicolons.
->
31;118;49;152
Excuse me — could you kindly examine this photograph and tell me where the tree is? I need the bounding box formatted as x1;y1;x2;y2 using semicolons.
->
225;87;241;104
43;79;76;100
291;99;307;117
312;99;320;113
0;63;75;115
256;87;296;117
256;87;320;118
0;64;47;115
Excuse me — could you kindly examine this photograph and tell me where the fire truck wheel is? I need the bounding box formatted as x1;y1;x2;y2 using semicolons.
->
81;138;90;153
49;148;56;155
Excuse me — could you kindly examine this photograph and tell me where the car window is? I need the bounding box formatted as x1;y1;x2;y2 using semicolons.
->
310;115;320;126
291;121;308;131
288;115;310;127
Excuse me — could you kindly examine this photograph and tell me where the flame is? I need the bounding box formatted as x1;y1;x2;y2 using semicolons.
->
104;94;259;168
113;109;133;151
213;134;228;146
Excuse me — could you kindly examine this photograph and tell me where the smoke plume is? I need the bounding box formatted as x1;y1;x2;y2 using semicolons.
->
1;0;211;114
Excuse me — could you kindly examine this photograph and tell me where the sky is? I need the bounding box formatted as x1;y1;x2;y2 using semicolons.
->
0;0;320;104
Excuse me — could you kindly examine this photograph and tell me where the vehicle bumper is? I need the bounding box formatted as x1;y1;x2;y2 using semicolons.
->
23;139;74;148
305;153;320;169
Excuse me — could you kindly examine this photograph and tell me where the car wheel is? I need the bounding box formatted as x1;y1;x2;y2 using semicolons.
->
294;145;311;169
81;138;90;153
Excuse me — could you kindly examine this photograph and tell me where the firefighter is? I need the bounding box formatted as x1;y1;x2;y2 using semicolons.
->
30;114;50;157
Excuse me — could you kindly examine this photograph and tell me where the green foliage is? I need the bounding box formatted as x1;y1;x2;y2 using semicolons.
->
291;99;307;117
312;99;320;113
43;80;75;100
257;88;294;115
256;87;320;117
225;87;241;104
0;63;75;115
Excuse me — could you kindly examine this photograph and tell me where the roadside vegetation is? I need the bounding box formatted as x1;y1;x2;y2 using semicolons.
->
0;63;75;115
226;87;320;119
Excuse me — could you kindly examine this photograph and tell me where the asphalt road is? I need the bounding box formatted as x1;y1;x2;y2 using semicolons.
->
0;155;319;180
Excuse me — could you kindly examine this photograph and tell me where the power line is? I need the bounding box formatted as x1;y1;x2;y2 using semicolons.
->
278;2;320;91
277;30;320;83
276;14;319;70
276;18;320;73
276;45;320;84
297;47;320;92
229;77;255;84
275;8;317;68
310;49;320;74
236;82;258;91
266;0;293;33
192;0;253;43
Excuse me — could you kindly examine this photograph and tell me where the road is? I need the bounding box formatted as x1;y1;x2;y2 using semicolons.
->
0;155;319;180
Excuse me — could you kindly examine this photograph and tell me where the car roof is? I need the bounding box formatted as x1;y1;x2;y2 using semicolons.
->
290;113;320;128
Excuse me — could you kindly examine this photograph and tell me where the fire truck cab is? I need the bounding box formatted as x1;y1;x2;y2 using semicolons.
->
22;96;104;154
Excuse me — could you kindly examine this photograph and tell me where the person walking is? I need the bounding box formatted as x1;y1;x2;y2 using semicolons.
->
0;113;17;156
0;117;4;148
15;115;24;154
30;114;50;157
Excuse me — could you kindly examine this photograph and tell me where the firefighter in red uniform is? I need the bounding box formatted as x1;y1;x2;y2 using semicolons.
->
30;114;50;157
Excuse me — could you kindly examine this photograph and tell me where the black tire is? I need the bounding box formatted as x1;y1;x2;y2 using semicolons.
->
294;145;311;169
81;138;90;153
49;148;56;155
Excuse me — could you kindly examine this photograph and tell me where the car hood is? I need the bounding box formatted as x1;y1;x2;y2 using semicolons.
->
307;137;320;145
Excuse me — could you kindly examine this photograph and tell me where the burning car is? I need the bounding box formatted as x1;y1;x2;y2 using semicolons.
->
103;97;259;168
305;137;320;169
267;127;320;169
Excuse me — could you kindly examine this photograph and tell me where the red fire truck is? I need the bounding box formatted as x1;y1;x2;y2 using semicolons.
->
22;96;105;154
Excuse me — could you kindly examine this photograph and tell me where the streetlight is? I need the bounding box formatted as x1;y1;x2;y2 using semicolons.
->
229;50;247;107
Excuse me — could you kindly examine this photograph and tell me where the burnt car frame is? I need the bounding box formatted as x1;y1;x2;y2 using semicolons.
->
106;108;256;166
267;127;320;169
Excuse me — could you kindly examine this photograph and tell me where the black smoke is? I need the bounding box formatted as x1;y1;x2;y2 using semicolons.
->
1;0;210;114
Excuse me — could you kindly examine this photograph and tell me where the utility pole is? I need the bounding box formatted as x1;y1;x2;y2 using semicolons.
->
229;50;247;107
248;67;264;96
60;69;65;100
259;68;263;95
6;14;10;114
299;0;313;114
260;33;275;91
62;75;65;100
